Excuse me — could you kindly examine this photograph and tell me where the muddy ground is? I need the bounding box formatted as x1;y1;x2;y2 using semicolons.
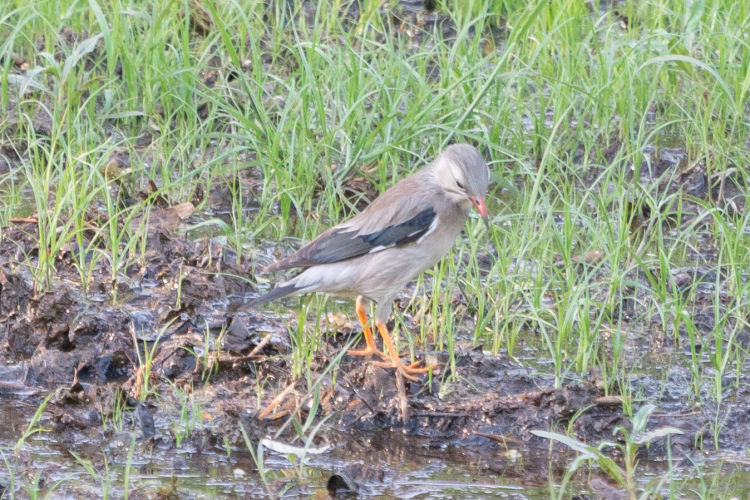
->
2;140;750;497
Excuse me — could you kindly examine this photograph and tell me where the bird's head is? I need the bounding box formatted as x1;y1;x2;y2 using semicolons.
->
433;144;490;227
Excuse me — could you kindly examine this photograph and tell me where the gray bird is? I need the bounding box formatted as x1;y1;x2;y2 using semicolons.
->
249;144;490;381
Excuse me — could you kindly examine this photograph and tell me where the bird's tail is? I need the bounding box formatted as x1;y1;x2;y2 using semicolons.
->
245;284;300;308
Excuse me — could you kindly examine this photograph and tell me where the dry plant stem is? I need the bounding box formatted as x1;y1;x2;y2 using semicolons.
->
257;381;296;420
396;371;408;422
248;334;273;358
347;295;388;360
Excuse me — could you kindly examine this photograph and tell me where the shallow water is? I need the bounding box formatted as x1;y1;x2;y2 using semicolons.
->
3;338;750;500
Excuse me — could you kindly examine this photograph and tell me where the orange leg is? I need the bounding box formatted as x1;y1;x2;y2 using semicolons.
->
347;296;387;359
372;321;437;381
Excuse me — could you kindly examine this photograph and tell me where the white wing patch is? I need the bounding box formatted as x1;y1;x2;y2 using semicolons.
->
416;215;439;245
368;243;396;254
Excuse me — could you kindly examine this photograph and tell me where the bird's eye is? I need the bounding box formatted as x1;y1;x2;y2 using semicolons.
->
455;179;465;190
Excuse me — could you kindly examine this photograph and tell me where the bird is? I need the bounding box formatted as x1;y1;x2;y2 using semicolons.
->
248;144;490;381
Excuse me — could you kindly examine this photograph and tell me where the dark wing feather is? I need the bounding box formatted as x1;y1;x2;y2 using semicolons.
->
359;208;435;247
265;208;436;272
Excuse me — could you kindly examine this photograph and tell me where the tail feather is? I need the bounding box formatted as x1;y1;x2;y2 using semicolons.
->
245;284;300;308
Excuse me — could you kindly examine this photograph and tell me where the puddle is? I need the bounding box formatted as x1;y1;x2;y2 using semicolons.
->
3;391;750;499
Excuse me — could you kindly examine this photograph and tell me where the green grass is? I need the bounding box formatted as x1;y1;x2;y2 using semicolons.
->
534;404;684;500
1;0;750;497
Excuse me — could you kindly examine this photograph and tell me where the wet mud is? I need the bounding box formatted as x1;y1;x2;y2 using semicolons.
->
2;142;750;495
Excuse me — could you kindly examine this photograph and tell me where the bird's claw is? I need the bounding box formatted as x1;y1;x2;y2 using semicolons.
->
373;358;438;382
347;346;389;360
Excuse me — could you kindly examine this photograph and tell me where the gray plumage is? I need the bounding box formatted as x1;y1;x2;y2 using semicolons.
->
249;143;490;325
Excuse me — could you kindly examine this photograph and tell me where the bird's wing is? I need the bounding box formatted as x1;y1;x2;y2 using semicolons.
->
265;177;439;272
311;207;436;261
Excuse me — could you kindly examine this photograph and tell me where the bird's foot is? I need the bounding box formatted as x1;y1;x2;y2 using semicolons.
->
373;358;438;382
347;346;389;360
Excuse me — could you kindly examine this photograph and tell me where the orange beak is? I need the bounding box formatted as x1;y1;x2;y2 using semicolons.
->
471;195;489;229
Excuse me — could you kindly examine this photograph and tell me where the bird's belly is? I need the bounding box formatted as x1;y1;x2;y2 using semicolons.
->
351;228;462;298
